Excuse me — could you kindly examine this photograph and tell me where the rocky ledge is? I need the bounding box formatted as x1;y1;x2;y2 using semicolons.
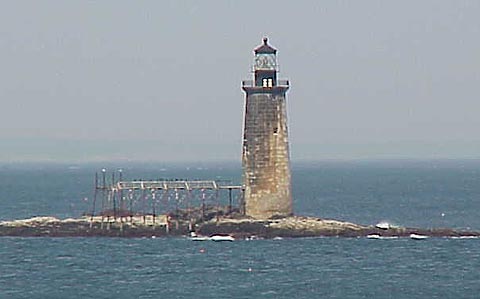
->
1;215;479;239
199;217;480;238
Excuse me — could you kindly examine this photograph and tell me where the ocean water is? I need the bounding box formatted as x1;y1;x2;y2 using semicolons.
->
1;160;480;298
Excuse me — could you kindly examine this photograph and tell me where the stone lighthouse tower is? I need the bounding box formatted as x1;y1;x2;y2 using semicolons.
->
241;37;293;219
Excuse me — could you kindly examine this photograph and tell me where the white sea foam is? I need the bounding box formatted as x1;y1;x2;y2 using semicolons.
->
449;236;479;239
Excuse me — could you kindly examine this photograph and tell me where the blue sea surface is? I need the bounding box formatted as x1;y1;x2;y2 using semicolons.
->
1;160;480;298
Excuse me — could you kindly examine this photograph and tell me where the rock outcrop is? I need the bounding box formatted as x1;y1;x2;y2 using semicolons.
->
2;215;478;239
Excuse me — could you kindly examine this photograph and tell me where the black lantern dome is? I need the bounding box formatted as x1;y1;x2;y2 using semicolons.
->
254;37;277;54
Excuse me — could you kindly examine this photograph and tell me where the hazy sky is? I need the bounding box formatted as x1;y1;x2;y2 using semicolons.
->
1;1;479;162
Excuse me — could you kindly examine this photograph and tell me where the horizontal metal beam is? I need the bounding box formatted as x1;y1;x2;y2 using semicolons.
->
105;180;243;191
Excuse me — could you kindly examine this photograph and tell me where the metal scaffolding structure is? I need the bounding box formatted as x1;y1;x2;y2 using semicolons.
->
89;170;244;224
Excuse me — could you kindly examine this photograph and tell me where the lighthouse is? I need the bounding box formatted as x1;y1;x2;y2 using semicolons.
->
241;37;293;219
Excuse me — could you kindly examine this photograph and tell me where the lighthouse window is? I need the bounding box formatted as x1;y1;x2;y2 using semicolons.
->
262;78;273;88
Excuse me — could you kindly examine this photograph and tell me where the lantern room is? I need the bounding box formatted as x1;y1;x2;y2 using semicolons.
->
253;37;278;88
